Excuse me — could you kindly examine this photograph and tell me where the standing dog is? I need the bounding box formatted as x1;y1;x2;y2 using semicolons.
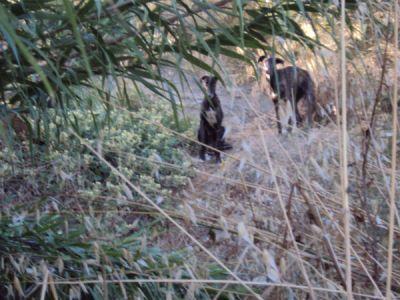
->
197;75;231;163
258;55;317;134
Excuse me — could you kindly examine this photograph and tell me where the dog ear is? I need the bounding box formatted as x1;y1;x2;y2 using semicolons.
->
200;75;209;82
258;55;267;63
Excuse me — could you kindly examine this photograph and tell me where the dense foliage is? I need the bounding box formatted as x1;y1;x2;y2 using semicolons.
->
0;96;198;298
0;0;358;127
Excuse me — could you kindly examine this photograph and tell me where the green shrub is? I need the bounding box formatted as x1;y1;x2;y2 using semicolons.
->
0;96;201;298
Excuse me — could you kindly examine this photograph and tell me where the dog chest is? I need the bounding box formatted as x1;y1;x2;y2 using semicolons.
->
204;108;218;126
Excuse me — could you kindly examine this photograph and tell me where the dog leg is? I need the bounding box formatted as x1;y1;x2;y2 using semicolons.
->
198;127;207;161
215;150;221;163
279;100;293;134
295;104;303;126
273;97;282;134
212;132;221;163
305;92;316;129
199;146;207;161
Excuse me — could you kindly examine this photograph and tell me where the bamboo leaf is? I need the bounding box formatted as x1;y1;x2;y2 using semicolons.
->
62;0;93;78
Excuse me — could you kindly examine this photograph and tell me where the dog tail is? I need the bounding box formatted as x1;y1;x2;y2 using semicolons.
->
218;141;233;151
217;126;232;151
306;80;318;126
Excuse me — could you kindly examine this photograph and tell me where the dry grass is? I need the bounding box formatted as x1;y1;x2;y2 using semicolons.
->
1;2;399;299
113;49;399;296
57;32;399;297
127;6;400;298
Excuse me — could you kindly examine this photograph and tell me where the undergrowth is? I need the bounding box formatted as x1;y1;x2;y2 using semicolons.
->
0;96;216;299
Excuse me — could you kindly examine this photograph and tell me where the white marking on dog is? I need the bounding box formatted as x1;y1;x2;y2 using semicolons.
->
257;61;276;100
205;109;217;126
257;61;269;92
279;100;293;134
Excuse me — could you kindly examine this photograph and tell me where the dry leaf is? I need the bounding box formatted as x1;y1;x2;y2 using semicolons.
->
237;222;252;244
262;249;281;283
183;203;197;225
122;184;133;200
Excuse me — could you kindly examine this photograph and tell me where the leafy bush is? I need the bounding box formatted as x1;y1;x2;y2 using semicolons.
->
2;96;193;202
0;95;200;298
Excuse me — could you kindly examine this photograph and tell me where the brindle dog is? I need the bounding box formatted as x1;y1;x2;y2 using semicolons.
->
258;56;317;134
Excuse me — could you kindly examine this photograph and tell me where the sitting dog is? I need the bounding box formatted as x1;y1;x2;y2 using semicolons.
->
197;75;232;162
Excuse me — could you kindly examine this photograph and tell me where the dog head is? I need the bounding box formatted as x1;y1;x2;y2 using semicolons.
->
200;75;218;98
258;56;284;75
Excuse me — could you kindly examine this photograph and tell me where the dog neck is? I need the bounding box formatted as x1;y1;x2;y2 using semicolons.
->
207;91;216;99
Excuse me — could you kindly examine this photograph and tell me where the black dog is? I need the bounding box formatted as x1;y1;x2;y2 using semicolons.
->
258;55;317;134
197;76;231;163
